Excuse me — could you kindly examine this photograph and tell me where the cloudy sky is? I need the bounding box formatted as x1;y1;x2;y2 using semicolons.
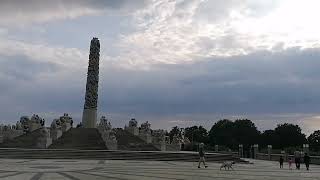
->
1;0;320;134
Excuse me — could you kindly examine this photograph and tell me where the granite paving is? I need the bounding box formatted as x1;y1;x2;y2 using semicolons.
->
0;158;319;179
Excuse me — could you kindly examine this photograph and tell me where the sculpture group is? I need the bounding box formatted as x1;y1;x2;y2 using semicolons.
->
0;38;191;151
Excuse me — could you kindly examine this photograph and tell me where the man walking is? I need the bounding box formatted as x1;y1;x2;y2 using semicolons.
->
294;150;301;169
198;143;208;168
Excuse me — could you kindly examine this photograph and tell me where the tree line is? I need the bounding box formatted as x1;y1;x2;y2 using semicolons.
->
168;119;320;152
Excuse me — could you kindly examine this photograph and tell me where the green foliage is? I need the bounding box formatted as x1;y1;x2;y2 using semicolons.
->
184;126;208;144
169;126;181;142
273;123;307;149
208;119;260;150
308;130;320;151
168;120;310;151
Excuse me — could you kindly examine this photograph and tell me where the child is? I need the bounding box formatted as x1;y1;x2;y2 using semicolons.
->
279;156;284;168
304;153;310;171
288;157;293;170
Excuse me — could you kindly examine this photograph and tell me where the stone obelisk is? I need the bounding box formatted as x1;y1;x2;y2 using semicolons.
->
82;37;100;128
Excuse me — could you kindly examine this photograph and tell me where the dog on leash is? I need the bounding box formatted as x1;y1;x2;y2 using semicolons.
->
220;161;235;170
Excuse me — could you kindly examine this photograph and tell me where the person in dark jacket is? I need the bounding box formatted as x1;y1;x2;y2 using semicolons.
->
304;153;310;170
198;143;208;168
294;150;301;169
279;156;284;168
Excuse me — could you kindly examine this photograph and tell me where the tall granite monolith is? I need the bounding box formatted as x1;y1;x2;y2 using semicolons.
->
82;38;100;128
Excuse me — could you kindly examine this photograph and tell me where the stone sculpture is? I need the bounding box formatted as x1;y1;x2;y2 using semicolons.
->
125;118;139;136
97;116;117;150
129;118;138;127
139;121;152;143
20;114;44;133
82;37;100;128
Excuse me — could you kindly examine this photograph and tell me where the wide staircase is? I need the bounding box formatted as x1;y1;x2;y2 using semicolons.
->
0;148;239;162
0;129;42;148
48;128;106;150
115;129;159;151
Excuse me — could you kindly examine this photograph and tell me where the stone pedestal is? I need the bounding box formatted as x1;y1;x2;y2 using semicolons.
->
139;133;152;143
82;109;97;128
126;127;139;136
36;128;52;148
36;137;52;149
267;145;272;160
50;129;63;141
29;123;42;132
160;142;166;151
239;144;244;158
215;145;219;152
62;123;71;132
154;142;166;151
166;144;181;151
253;144;259;159
105;140;117;150
0;135;3;143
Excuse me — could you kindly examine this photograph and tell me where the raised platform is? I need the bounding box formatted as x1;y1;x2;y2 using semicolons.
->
0;129;42;148
0;148;239;162
48;128;106;150
115;129;159;151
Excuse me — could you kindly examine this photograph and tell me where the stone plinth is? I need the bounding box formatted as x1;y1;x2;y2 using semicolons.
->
29;123;42;132
267;145;272;160
105;140;117;150
215;145;219;152
154;142;166;151
62;123;71;132
36;137;52;149
239;144;244;158
253;144;259;159
139;133;152;143
36;128;52;149
126;126;139;136
166;144;181;151
50;129;63;141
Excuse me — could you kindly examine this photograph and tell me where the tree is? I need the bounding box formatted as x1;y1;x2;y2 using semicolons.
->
308;130;320;151
209;119;234;148
233;119;260;148
209;119;260;150
184;126;208;144
260;130;276;148
273;123;307;149
169;126;181;142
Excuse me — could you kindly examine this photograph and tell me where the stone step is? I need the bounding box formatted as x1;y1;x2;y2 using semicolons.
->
0;148;238;162
115;129;159;151
48;128;106;150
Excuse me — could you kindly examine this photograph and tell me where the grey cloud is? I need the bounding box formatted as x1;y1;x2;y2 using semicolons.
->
1;47;320;131
0;0;149;25
0;55;59;81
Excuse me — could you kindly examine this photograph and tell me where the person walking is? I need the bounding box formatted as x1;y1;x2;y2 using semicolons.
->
294;150;301;169
198;143;208;168
279;156;284;168
288;157;293;170
304;153;310;170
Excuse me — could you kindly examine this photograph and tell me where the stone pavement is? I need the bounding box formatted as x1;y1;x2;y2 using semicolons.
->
0;158;319;180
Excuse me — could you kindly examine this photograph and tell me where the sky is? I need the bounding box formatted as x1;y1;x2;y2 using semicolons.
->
1;0;320;135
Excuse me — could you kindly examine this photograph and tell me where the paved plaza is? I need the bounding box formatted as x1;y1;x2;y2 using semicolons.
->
0;158;319;180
